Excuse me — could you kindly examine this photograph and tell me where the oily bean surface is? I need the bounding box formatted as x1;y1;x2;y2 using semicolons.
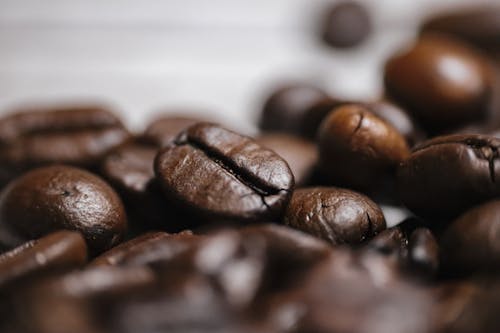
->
284;187;386;245
318;104;409;190
398;134;500;219
0;165;127;254
155;123;294;222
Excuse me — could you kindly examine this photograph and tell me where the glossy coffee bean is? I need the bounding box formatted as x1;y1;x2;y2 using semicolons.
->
0;165;128;254
407;228;439;278
142;115;204;147
300;96;349;139
284;187;386;245
318;104;409;190
385;35;493;133
255;133;318;186
441;200;500;275
0;231;87;288
320;1;372;48
155;123;294;223
91;231;198;267
421;6;500;54
398;134;500;219
259;84;329;135
0;104;130;186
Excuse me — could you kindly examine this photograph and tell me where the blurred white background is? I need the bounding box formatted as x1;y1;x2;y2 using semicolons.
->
0;0;497;133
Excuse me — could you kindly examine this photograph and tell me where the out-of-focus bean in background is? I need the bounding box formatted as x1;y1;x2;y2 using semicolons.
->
0;0;496;132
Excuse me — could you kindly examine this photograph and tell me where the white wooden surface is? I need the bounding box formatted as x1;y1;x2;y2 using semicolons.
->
0;0;495;133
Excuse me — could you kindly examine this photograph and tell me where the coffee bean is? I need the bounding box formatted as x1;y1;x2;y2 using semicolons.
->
397;134;500;219
91;231;198;267
284;187;386;245
384;35;493;133
300;96;349;139
318;104;409;190
407;228;439;278
0;104;130;186
259;84;329;135
365;226;408;258
255;133;318;186
440;200;500;275
142;116;204;147
421;6;500;55
320;1;372;48
0;165;128;254
155;123;294;223
0;231;87;288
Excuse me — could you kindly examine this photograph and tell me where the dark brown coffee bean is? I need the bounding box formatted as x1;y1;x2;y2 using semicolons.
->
259;84;329;135
255;133;318;186
365;226;408;258
441;200;500;275
407;228;439;278
384;35;493;133
0;165;128;254
397;134;500;219
91;231;198;267
142;116;204;147
0;231;87;288
284;187;386;245
318;104;409;190
421;6;500;54
0;104;130;186
300;96;350;139
155;123;294;223
320;1;372;48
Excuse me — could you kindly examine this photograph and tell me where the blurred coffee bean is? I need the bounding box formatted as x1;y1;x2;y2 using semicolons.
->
440;200;500;275
320;1;372;48
155;123;294;223
421;6;500;54
0;231;87;288
364;226;408;259
301;96;349;139
407;228;439;279
91;231;198;267
284;187;386;245
259;84;329;135
318;104;409;190
0;104;130;187
398;134;500;220
141;115;204;147
0;165;127;254
255;133;318;186
385;35;494;134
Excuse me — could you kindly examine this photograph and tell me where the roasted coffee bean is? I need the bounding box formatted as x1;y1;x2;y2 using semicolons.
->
0;165;127;254
0;104;130;186
320;1;372;48
384;35;493;134
155;123;294;223
0;231;87;288
397;134;500;219
318;104;409;190
300;96;350;139
255;133;318;186
284;187;386;245
259;84;329;135
440;200;500;275
421;6;500;54
91;231;198;267
407;228;439;279
141;115;204;147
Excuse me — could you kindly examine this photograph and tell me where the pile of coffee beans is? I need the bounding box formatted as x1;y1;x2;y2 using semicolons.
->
0;4;500;333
